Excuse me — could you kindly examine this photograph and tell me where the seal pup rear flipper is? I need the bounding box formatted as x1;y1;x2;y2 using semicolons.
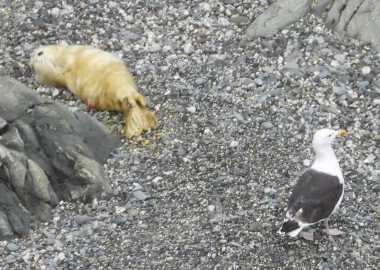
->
122;94;158;138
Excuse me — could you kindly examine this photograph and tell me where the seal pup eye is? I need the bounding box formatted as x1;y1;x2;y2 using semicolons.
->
37;51;43;56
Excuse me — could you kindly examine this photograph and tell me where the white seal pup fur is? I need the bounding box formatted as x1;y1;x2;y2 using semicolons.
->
30;43;158;138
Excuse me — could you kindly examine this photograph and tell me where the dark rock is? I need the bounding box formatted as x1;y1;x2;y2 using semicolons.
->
0;77;121;239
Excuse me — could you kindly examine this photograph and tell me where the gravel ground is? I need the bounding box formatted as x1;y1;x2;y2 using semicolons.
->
1;0;379;269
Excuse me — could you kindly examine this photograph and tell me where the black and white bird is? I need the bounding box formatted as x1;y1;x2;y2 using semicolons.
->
279;129;347;240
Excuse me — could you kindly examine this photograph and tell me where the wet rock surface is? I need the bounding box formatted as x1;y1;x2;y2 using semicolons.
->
0;0;379;269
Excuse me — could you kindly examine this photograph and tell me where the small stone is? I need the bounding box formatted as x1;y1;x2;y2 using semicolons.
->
183;43;194;54
230;141;239;147
361;66;371;75
303;159;311;167
143;139;150;146
230;15;250;25
195;78;206;85
43;230;55;239
254;78;263;86
6;243;20;251
178;146;186;156
57;252;65;260
218;17;230;27
149;43;161;52
127;208;139;217
152;176;162;184
330;60;340;67
202;3;211;11
261;122;273;129
248;222;263;232
50;7;60;17
73;215;90;225
52;89;60;97
363;154;376;164
208;205;216;212
115;206;127;214
186;106;196;113
133;190;148;200
351;251;360;258
355;81;369;88
113;214;128;224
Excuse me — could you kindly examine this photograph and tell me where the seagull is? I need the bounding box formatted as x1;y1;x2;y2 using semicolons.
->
279;129;346;240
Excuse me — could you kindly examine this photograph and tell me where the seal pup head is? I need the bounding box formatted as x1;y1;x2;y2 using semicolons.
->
30;44;73;88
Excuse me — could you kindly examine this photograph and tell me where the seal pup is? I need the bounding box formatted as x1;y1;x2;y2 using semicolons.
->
30;44;158;138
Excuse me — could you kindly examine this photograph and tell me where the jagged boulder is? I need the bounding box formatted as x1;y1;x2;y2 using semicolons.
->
244;0;380;52
0;77;121;239
244;0;313;40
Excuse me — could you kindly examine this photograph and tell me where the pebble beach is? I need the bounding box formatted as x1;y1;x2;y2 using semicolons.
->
0;0;379;269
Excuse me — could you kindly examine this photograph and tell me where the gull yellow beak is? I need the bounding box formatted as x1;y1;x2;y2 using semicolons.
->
337;129;347;136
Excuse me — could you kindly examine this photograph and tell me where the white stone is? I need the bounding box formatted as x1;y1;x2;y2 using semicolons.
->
183;43;194;54
303;159;311;167
115;206;127;214
202;3;211;11
361;66;371;75
186;106;196;113
152;176;162;184
218;17;230;27
50;7;60;17
330;60;340;67
57;252;65;260
52;89;60;97
363;154;376;164
208;205;216;212
230;141;238;147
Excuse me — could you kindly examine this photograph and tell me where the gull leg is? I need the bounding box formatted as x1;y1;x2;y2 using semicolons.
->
323;219;344;236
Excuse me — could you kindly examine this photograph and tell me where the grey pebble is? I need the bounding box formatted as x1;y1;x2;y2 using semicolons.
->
195;78;207;85
6;243;20;252
73;215;90;225
248;222;263;232
261;122;273;129
133;190;148;200
230;15;250;25
355;81;369;88
113;214;128;224
43;230;55;239
254;78;263;86
127;208;139;217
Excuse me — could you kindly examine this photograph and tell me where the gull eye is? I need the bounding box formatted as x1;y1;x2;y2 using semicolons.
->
37;51;43;56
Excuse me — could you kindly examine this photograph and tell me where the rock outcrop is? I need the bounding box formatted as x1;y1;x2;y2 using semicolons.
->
245;0;380;52
0;77;121;239
244;0;312;40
